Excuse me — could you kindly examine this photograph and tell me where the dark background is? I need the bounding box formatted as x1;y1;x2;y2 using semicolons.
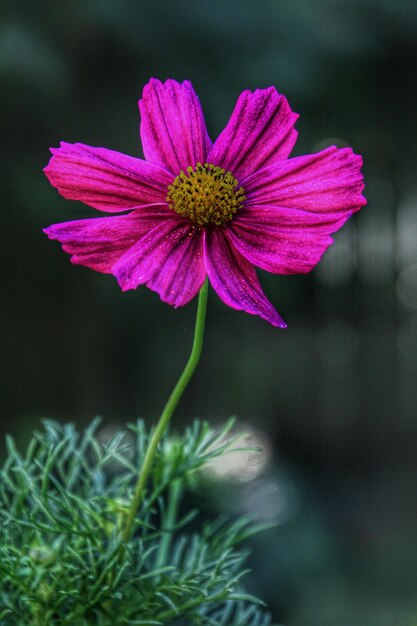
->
1;1;417;624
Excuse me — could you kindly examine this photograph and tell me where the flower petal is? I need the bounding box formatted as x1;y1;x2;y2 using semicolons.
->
139;78;212;174
44;142;173;212
43;206;173;272
243;146;366;211
228;205;354;274
204;227;286;328
113;219;206;306
207;87;298;181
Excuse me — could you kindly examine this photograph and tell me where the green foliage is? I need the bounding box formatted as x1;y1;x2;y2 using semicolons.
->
0;418;273;625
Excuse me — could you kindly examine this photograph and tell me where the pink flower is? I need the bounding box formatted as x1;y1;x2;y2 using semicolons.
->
44;79;366;327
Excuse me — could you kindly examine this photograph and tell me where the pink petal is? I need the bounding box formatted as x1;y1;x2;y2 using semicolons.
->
43;206;173;273
204;228;286;328
44;142;173;213
243;146;366;211
113;219;206;306
207;87;298;181
227;205;354;274
139;78;212;174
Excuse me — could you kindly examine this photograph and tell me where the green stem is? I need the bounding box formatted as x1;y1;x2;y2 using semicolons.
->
155;592;227;621
155;478;182;569
122;279;209;543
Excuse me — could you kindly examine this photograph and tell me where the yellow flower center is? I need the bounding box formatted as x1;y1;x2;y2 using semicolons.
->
166;162;246;226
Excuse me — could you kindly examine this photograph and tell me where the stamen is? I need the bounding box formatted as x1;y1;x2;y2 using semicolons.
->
166;162;245;226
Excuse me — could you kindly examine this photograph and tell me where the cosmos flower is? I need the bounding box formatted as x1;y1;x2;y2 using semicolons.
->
44;78;366;327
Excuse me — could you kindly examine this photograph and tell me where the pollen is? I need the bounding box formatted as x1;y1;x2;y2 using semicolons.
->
166;162;246;226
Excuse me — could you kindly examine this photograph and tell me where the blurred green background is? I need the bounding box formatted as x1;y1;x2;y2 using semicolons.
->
1;0;417;624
